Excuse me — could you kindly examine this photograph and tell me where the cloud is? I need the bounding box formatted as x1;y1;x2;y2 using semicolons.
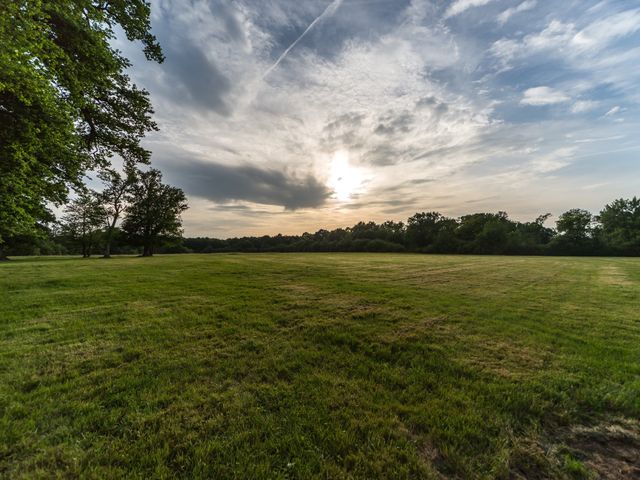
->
530;147;577;173
491;9;640;63
573;9;640;51
523;20;576;51
159;36;232;115
604;106;621;117
520;86;570;106
497;0;536;25
374;112;414;136
445;0;496;18
263;0;344;78
362;145;408;166
489;38;521;63
183;160;331;210
154;148;332;210
571;100;599;113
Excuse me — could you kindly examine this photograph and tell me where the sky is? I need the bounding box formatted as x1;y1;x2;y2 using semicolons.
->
118;0;640;238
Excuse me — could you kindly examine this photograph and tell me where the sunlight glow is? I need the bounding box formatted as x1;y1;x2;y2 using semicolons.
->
329;151;365;202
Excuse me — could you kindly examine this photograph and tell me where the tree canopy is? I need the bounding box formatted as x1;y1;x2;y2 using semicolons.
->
0;0;163;252
122;169;188;257
597;197;640;255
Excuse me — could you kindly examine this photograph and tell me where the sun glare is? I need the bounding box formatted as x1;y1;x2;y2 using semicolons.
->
329;151;364;202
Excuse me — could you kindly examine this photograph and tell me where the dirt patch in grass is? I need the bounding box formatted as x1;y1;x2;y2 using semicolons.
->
565;418;640;479
514;418;640;479
509;419;640;479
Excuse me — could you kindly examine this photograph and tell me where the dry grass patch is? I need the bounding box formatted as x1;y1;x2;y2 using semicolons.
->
600;265;633;286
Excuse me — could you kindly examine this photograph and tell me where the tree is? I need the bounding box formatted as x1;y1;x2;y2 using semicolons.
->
556;209;593;240
0;0;163;258
475;214;515;254
508;214;554;254
456;212;514;253
61;192;103;258
407;212;454;249
552;208;595;254
97;167;136;258
597;197;640;255
123;169;188;257
380;221;406;245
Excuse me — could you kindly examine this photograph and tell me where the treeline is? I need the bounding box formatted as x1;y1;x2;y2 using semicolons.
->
183;197;640;256
5;197;639;257
171;197;640;256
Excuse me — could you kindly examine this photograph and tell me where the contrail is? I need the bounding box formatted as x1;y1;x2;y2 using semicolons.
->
262;0;343;79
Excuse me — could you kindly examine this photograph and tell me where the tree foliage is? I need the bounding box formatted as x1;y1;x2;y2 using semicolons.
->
0;0;163;249
61;191;103;257
597;197;640;255
122;169;188;256
551;209;595;254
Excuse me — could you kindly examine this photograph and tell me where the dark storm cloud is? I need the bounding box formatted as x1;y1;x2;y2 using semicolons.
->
163;157;331;210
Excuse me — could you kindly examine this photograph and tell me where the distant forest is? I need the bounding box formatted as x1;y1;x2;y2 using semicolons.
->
6;197;640;257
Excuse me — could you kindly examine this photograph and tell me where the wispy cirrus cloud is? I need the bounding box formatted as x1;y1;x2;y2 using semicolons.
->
521;86;570;106
497;0;536;25
445;0;496;18
571;100;599;114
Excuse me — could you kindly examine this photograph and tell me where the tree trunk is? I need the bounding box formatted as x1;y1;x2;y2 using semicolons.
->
0;245;8;261
142;244;152;257
104;219;117;258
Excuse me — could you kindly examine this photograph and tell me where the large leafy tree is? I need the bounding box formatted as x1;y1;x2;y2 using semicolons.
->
597;197;640;255
556;209;593;241
0;0;163;258
551;208;595;254
407;212;455;249
123;169;188;257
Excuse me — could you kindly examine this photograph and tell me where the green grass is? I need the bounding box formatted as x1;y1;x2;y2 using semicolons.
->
1;254;639;478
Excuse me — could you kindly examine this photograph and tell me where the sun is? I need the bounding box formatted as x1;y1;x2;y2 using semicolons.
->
329;151;364;202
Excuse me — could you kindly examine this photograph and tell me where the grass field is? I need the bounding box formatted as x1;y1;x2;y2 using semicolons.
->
1;254;639;478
